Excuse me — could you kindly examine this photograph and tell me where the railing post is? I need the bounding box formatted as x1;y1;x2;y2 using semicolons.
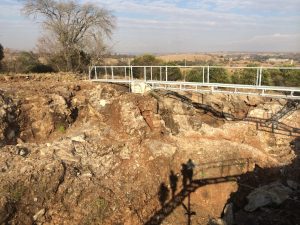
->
207;65;210;83
202;67;205;84
160;67;162;81
88;66;91;80
111;66;114;80
259;67;262;86
166;65;168;81
256;68;259;86
144;66;146;81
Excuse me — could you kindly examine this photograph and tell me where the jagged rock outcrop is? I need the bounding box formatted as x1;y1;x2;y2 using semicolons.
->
0;75;299;225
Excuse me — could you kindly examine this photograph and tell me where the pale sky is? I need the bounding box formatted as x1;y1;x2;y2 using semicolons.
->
0;0;300;53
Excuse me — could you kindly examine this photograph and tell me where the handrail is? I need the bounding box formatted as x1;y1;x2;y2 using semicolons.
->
88;65;300;99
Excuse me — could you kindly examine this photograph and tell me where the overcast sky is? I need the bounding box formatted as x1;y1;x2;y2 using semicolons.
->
0;0;300;53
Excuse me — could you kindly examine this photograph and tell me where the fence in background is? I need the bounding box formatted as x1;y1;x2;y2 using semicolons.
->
88;65;300;99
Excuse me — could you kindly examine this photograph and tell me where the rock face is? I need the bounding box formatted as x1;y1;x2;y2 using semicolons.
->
0;74;299;225
0;91;19;146
244;182;293;212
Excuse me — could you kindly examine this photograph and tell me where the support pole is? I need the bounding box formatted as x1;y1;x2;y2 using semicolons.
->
202;67;205;84
160;67;162;81
256;68;259;86
88;66;91;80
259;67;262;86
207;66;210;83
166;66;168;81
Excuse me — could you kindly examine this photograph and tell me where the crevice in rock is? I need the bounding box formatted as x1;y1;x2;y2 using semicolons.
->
54;161;67;194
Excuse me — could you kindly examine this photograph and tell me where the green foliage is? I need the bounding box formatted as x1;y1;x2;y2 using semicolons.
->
162;62;182;81
284;70;300;87
209;67;230;83
186;68;204;82
232;68;257;85
132;54;161;66
4;51;53;73
57;124;66;133
230;66;300;87
131;54;162;78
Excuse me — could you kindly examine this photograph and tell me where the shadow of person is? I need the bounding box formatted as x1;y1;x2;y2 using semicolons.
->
158;182;169;207
169;170;178;198
186;159;195;185
181;163;188;189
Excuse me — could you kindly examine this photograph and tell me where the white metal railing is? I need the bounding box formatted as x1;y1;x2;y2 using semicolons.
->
88;65;300;99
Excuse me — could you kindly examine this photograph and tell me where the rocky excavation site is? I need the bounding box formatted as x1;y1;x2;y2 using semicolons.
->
0;74;300;225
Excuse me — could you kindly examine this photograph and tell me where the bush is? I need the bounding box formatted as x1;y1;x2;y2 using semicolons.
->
131;54;161;79
282;69;300;87
209;67;230;83
161;63;182;81
4;51;54;74
233;68;257;85
186;68;204;82
132;54;161;66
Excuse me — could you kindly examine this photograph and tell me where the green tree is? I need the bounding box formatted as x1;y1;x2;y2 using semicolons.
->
131;54;162;79
186;68;204;82
233;68;257;85
282;69;300;87
209;67;230;83
14;51;53;73
161;62;182;81
132;54;161;66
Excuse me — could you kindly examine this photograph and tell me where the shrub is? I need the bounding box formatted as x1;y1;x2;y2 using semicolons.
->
234;68;257;85
131;54;161;79
132;54;161;66
209;67;230;83
186;68;204;82
161;62;182;81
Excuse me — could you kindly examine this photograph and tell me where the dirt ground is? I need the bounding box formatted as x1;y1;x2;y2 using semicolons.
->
0;73;299;225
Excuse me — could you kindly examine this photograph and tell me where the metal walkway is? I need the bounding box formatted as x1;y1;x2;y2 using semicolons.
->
89;65;300;99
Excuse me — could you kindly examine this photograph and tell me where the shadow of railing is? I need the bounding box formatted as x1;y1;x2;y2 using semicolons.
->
144;158;253;225
144;175;240;225
144;139;300;225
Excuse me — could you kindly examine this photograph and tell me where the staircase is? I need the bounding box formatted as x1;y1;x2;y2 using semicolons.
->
266;100;300;126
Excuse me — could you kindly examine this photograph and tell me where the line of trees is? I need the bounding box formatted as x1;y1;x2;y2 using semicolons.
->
130;54;182;81
118;54;300;86
185;67;300;87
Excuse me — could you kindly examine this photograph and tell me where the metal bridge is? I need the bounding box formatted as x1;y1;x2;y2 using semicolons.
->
89;65;300;99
